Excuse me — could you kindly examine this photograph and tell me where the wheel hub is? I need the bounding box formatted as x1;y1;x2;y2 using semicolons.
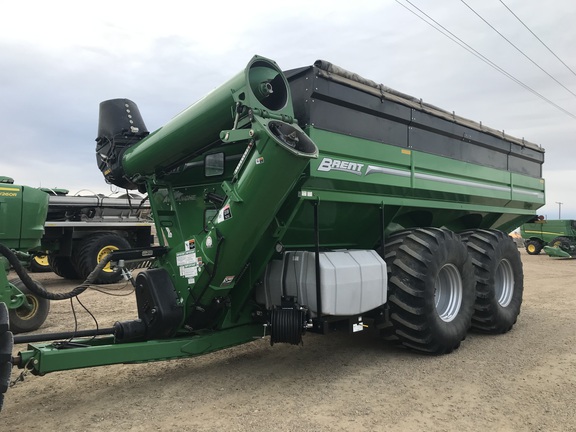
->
34;255;50;267
495;259;514;307
97;246;120;273
15;295;39;320
434;263;463;322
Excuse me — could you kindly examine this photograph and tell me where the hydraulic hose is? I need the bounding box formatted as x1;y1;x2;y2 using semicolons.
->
13;327;115;344
0;243;113;300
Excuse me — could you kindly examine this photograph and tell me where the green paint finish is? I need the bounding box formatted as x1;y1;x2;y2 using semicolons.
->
0;271;27;308
122;56;294;179
0;183;47;315
520;219;576;243
272;127;544;248
19;56;547;376
191;116;317;305
0;185;48;251
305;128;544;214
543;245;572;258
20;324;264;375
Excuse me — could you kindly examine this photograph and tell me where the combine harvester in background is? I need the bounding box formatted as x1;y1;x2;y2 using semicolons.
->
520;218;576;258
0;55;545;409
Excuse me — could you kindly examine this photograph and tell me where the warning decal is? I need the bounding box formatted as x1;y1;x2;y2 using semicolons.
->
176;249;199;284
220;275;235;286
217;204;232;223
176;250;196;266
184;239;195;252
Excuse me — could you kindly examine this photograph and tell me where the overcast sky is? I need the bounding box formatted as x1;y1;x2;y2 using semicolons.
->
1;0;575;220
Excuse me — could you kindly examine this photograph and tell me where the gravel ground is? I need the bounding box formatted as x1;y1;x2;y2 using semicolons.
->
2;249;576;431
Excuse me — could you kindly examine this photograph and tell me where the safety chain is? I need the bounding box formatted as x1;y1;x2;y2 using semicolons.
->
9;358;34;388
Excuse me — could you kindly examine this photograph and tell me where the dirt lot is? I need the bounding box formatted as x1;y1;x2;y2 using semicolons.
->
2;249;576;431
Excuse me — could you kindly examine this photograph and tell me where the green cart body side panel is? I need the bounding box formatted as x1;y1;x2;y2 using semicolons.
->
273;128;544;249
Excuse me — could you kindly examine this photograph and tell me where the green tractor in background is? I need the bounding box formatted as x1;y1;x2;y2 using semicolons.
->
0;176;51;333
27;187;69;273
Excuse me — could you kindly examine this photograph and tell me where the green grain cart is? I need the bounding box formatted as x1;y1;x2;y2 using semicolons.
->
0;56;545;408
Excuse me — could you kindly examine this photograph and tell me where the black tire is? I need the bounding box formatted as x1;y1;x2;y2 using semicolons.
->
0;302;13;412
48;254;81;280
377;230;412;342
74;233;131;284
7;278;50;334
525;240;543;255
464;229;523;334
549;236;571;252
385;228;476;354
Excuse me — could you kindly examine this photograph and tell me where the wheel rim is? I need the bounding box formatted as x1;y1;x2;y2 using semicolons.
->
33;255;49;267
15;295;39;320
495;259;514;307
97;245;120;273
527;244;536;253
434;263;463;322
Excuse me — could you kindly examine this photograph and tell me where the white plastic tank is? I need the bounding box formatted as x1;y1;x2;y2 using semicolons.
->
259;249;387;316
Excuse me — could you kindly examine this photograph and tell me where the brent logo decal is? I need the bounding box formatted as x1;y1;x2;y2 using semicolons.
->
317;157;364;175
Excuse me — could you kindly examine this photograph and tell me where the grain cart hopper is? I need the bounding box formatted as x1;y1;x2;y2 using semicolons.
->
1;55;545;409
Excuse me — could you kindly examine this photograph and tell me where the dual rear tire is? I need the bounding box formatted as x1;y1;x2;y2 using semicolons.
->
382;228;523;354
